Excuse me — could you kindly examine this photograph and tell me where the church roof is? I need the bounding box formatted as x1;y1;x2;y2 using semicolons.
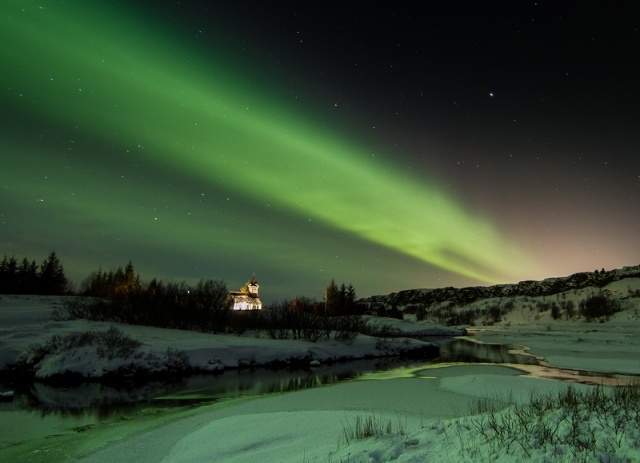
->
229;293;262;303
228;290;260;299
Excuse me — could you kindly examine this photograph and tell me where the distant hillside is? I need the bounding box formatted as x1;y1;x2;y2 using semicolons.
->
362;265;640;325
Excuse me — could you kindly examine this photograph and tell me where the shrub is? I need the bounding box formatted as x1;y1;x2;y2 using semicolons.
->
341;415;407;445
484;305;502;324
579;294;619;321
463;383;640;461
227;310;261;336
95;326;142;359
536;301;550;312
361;319;399;338
563;300;576;319
332;316;366;341
165;347;191;371
53;297;90;320
26;326;142;363
262;304;364;342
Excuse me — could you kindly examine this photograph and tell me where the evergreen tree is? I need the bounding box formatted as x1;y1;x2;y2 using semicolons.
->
0;255;42;294
17;258;38;293
346;284;359;314
324;279;339;315
338;283;348;314
0;255;18;293
113;266;125;295
123;261;141;294
38;251;68;295
0;256;7;293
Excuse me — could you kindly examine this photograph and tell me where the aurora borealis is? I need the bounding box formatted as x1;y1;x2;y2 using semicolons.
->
2;1;639;301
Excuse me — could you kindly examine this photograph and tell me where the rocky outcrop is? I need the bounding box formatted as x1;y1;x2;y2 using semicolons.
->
362;265;640;312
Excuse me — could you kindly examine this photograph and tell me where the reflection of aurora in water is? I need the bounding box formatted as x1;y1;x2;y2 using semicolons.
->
437;338;539;365
433;338;640;386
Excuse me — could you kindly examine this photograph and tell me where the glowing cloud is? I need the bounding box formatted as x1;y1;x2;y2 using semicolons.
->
1;1;538;284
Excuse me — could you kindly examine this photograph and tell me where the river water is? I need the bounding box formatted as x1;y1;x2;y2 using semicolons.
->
0;336;619;452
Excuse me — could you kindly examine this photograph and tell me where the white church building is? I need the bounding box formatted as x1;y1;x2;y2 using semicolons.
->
228;275;262;311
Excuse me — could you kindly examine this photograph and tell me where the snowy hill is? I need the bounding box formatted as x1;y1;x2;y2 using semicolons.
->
362;265;640;325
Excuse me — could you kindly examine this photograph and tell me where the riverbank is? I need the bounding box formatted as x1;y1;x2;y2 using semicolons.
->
468;302;640;376
0;296;458;385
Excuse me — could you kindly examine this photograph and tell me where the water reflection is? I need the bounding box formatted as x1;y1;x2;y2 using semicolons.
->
12;380;181;420
1;358;425;419
0;339;541;420
435;338;538;365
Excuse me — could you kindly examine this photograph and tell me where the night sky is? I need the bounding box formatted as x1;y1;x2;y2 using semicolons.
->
1;1;639;302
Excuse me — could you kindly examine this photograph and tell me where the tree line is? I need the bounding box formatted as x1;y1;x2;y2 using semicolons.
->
65;271;365;335
79;261;142;298
51;259;230;331
64;277;230;332
0;252;68;295
323;279;362;316
2;252;368;336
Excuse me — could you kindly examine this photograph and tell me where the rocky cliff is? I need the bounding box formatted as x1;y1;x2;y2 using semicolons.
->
362;265;640;313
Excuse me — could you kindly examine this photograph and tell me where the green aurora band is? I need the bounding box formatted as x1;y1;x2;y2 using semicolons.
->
1;1;538;285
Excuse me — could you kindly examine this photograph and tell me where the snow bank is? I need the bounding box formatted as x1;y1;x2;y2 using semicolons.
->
73;365;640;463
0;296;442;380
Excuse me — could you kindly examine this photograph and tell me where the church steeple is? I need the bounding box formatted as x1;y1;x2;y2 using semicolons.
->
248;274;259;297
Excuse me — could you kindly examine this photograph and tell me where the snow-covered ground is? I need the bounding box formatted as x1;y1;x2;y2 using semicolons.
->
1;293;640;462
0;296;447;379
